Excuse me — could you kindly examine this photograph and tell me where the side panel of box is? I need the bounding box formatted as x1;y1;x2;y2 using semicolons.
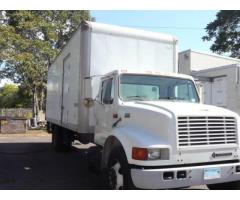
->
89;31;176;98
46;54;63;126
46;29;82;132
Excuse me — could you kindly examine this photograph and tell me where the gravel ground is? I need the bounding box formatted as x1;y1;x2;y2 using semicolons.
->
0;130;50;138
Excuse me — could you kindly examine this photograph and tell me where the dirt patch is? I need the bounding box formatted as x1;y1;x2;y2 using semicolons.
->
0;129;50;138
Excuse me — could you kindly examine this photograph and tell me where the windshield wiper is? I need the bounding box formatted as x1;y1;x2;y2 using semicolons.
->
159;97;186;101
126;95;147;101
158;97;171;100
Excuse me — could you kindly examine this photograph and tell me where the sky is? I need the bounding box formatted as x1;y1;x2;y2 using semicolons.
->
91;10;218;53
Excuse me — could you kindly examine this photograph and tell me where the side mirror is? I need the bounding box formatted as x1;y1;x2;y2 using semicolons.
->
84;97;94;107
103;97;114;104
109;98;114;104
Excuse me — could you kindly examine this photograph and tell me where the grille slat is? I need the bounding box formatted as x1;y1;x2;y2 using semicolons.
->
177;116;237;147
179;129;236;133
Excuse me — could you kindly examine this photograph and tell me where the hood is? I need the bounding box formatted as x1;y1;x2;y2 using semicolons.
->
134;101;238;117
119;101;240;166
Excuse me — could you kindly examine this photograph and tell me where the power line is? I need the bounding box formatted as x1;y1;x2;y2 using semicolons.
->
117;24;205;30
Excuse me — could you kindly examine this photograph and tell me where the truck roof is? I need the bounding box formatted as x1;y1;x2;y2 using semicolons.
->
50;21;178;66
105;69;194;80
84;21;178;44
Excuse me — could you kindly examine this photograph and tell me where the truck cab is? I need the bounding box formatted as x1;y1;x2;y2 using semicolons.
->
90;70;240;189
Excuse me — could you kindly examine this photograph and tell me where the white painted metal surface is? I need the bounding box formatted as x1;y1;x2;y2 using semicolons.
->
131;162;240;189
46;27;81;131
46;21;178;133
108;94;240;166
177;116;237;147
93;71;240;168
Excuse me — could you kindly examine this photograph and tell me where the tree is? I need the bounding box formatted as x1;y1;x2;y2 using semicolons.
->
202;10;240;58
0;84;19;108
0;10;91;119
0;83;31;108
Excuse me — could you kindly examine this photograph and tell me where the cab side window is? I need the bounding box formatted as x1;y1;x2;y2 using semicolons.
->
101;78;114;104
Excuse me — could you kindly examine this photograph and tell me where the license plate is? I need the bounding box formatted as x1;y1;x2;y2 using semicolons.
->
204;168;221;180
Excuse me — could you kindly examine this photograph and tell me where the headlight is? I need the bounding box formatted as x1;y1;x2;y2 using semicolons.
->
148;149;161;160
132;147;169;160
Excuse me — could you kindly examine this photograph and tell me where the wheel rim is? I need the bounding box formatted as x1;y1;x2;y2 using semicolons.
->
108;162;124;189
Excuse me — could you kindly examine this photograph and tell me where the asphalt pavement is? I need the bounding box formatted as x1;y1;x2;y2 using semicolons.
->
0;133;106;189
0;132;207;190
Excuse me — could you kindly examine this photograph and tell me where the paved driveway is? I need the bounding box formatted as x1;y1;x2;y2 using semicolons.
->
0;131;207;190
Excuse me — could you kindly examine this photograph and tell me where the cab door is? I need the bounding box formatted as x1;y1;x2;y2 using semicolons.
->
94;77;116;145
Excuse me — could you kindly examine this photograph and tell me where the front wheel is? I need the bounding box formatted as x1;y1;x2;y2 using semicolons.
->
106;146;135;190
207;181;240;190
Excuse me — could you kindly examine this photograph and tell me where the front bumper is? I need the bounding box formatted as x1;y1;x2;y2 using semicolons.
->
131;162;240;189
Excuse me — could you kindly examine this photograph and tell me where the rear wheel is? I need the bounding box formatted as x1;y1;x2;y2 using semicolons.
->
47;122;51;133
106;146;135;190
207;181;240;190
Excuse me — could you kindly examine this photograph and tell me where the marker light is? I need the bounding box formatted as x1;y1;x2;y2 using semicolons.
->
132;147;148;160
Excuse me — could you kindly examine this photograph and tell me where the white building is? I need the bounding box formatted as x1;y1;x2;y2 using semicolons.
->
179;49;240;115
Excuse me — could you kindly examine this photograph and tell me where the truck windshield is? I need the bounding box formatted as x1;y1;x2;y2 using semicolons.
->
120;74;199;103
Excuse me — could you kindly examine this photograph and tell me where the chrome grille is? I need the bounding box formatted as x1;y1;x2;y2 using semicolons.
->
177;116;237;147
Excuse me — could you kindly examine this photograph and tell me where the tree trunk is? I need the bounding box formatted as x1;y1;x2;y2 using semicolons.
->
32;88;36;119
32;87;38;127
38;87;44;111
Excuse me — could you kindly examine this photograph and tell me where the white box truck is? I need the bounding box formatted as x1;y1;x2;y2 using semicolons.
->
46;21;240;189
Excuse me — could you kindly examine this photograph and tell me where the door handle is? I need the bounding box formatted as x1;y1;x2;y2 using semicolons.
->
112;118;122;128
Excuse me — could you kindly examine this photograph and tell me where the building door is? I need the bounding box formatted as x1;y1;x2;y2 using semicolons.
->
203;81;212;105
212;77;227;107
202;76;227;107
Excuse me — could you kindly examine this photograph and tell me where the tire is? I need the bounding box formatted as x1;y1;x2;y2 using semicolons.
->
207;181;240;190
52;126;71;152
105;146;135;190
47;122;51;133
87;146;102;174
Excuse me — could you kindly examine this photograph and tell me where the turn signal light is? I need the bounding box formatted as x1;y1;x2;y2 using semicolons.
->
132;147;148;160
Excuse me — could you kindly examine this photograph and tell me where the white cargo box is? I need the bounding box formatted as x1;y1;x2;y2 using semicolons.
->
46;21;178;134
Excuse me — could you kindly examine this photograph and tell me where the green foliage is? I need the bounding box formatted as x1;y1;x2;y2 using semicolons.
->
0;83;31;108
0;10;91;114
0;10;91;85
16;85;32;108
203;10;240;58
0;84;18;108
